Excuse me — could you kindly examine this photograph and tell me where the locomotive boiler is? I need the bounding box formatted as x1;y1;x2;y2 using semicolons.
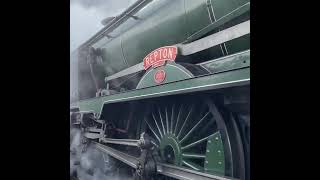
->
70;0;250;179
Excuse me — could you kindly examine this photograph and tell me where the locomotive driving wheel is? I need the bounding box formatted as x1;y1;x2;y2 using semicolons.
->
142;96;246;180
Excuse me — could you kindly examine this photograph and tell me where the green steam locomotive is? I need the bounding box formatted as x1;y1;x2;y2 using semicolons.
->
70;0;250;179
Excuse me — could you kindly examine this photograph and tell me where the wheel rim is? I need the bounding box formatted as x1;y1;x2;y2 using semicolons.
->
143;97;246;179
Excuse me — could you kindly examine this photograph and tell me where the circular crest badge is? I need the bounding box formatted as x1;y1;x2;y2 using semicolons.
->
154;70;166;84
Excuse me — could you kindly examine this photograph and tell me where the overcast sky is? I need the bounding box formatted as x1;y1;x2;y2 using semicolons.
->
70;0;136;52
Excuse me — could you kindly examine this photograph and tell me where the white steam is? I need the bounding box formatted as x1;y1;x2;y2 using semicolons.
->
70;128;134;180
70;0;137;52
70;1;137;178
70;3;104;52
70;0;137;100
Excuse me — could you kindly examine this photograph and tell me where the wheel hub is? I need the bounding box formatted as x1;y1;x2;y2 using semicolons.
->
164;145;175;163
159;134;182;165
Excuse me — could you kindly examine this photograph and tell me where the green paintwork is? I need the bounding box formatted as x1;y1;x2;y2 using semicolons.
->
97;0;189;76
201;50;250;73
184;2;250;43
122;0;188;68
204;132;225;175
77;97;103;115
72;51;250;113
184;0;212;36
210;0;249;20
136;62;193;89
92;0;250;77
225;34;250;55
99;38;129;76
74;67;249;114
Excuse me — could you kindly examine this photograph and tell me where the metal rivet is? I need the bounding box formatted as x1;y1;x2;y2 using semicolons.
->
218;150;221;153
218;161;222;165
208;140;211;143
205;161;208;164
215;137;219;140
207;150;210;153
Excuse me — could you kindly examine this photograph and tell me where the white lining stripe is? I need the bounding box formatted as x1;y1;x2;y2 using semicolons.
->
216;2;250;22
206;1;214;23
220;44;225;56
223;43;229;55
210;2;217;21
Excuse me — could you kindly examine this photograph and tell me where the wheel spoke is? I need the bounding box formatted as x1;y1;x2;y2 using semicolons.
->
170;104;175;134
181;132;219;150
177;105;194;139
165;106;169;134
144;118;161;143
182;160;202;171
180;112;211;144
158;108;166;135
200;116;216;134
182;153;206;159
152;112;163;138
143;99;245;180
174;104;183;136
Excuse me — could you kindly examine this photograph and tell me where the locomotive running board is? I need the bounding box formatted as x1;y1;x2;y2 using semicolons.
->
105;20;250;82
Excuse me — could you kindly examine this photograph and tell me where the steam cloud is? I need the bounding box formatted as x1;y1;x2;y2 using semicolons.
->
70;0;137;101
70;128;108;180
70;1;137;180
70;0;136;52
70;128;134;180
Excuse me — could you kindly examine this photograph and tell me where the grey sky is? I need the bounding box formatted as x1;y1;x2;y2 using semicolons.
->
70;0;136;52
